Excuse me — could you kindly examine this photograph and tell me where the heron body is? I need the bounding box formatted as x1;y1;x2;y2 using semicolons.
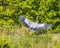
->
19;16;52;32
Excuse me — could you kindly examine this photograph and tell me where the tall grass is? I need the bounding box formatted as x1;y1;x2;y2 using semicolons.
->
0;34;60;48
0;24;60;48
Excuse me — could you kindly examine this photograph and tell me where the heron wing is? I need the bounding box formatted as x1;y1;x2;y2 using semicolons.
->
36;23;52;30
22;18;31;28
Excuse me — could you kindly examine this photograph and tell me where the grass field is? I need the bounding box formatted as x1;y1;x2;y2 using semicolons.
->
0;25;60;48
0;34;60;48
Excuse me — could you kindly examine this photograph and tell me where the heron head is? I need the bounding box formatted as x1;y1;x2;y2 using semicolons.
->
19;15;25;21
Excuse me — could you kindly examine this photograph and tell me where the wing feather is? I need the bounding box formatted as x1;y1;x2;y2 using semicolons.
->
22;19;31;28
36;24;52;30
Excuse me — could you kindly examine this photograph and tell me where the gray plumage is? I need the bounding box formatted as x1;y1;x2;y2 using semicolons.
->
19;16;52;32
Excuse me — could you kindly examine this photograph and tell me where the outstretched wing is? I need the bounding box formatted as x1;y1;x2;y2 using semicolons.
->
19;16;36;28
36;23;52;30
22;18;31;28
19;16;30;28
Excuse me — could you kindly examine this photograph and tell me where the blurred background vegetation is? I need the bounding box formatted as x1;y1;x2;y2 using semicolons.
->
0;0;60;34
0;0;60;48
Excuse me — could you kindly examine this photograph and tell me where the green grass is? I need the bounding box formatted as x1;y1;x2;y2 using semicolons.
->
0;24;60;48
0;34;60;48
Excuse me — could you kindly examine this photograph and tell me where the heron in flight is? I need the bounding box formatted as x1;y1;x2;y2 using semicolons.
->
19;15;52;32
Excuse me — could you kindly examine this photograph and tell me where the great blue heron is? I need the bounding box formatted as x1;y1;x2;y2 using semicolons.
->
19;15;52;32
